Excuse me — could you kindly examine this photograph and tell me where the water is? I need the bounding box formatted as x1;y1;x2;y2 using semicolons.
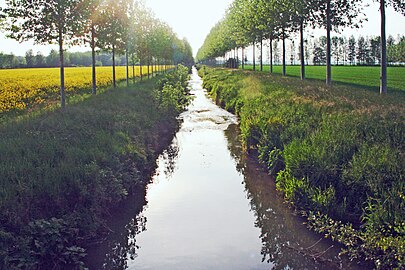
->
87;68;364;270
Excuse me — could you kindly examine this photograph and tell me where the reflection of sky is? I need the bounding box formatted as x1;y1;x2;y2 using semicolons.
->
94;68;367;270
126;69;268;270
0;0;404;57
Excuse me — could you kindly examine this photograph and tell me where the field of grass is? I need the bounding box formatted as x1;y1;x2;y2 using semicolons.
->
199;66;405;269
0;66;190;269
242;65;405;92
0;65;166;116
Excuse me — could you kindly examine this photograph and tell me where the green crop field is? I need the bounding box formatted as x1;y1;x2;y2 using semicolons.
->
242;65;405;92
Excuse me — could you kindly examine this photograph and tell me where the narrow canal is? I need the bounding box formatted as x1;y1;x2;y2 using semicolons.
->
88;68;363;270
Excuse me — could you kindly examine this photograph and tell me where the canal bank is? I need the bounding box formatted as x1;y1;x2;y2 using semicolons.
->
88;68;365;270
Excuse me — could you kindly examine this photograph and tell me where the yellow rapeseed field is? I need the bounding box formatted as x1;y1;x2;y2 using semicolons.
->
0;66;159;114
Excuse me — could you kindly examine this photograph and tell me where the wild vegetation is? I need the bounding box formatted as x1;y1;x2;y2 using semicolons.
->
199;65;404;269
0;65;191;269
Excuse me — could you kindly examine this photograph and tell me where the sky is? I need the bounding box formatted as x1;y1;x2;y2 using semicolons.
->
0;0;404;57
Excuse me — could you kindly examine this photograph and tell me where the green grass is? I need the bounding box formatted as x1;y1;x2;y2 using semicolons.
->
0;67;190;269
199;65;405;269
242;65;405;92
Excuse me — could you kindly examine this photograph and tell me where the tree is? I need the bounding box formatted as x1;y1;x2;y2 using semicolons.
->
82;0;102;94
255;0;279;73
273;0;295;76
313;37;327;65
312;0;364;85
273;40;280;64
290;40;296;65
97;0;130;88
377;0;405;94
357;36;368;65
0;52;17;68
332;36;340;64
348;35;357;65
339;37;346;65
35;51;46;67
226;0;251;69
290;0;318;80
5;0;88;109
25;49;35;68
369;36;381;65
47;49;60;67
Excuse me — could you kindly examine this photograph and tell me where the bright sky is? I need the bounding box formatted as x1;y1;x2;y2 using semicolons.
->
0;0;404;57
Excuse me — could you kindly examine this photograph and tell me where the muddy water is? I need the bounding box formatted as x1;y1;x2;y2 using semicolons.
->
87;68;364;270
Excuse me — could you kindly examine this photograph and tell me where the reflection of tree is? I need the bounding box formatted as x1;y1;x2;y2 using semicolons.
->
93;139;180;270
224;125;349;270
102;214;147;270
160;139;180;178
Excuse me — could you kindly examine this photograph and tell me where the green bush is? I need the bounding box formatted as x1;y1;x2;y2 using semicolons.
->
156;65;192;114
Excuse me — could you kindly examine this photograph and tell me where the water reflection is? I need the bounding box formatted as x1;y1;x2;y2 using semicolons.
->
154;139;180;180
88;68;365;270
225;124;362;270
102;214;147;270
85;141;180;270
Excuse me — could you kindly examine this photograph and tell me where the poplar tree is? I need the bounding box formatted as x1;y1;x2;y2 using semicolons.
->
312;0;364;86
290;0;318;80
82;0;101;95
5;0;87;109
97;0;130;88
378;0;404;94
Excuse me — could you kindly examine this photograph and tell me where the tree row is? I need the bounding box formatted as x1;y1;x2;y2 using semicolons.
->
0;50;157;69
196;0;404;94
1;0;194;108
232;34;404;67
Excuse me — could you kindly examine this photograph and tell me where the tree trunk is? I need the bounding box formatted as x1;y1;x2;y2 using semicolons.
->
260;38;263;71
242;47;245;70
58;27;66;110
380;0;387;94
269;37;273;73
253;43;256;71
132;59;135;84
112;44;116;88
151;58;154;77
282;30;286;76
300;21;305;80
326;0;332;86
147;57;150;79
140;56;143;81
236;47;239;69
126;47;129;87
91;24;97;95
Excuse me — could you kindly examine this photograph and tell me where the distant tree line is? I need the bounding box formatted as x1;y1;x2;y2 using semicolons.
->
244;34;404;67
0;49;153;69
306;34;403;66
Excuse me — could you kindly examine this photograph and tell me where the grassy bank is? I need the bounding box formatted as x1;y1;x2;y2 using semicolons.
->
199;66;404;269
0;65;191;269
242;65;405;92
